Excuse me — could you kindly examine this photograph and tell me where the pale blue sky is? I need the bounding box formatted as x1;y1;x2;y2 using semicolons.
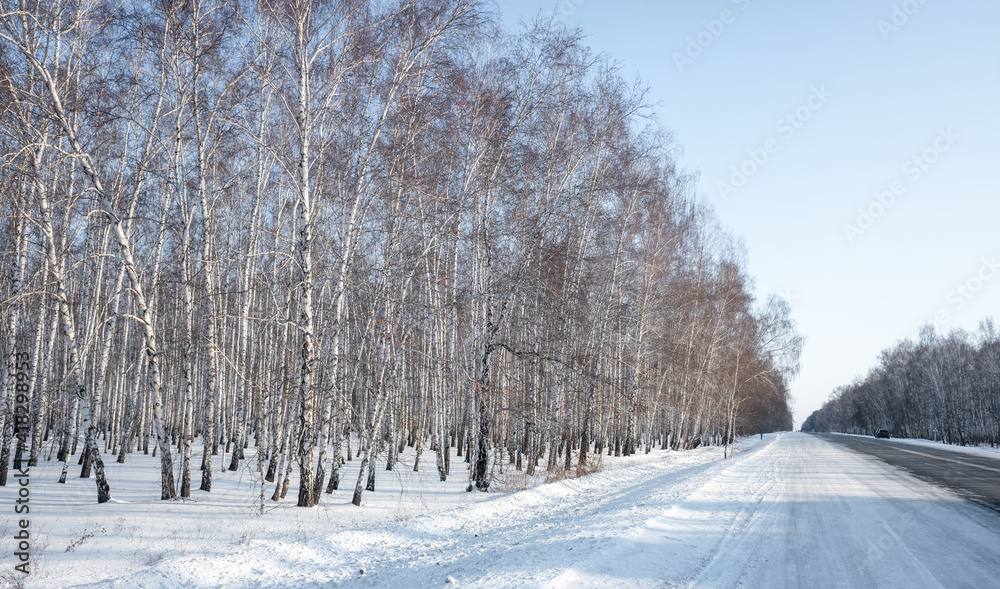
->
500;0;1000;426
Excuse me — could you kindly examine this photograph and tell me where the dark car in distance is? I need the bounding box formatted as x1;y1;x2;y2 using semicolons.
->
874;429;890;439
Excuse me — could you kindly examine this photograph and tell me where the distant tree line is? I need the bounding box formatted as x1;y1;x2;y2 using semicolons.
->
804;322;1000;447
0;0;800;505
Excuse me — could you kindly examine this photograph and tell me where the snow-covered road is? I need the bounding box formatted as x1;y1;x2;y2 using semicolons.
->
335;432;1000;589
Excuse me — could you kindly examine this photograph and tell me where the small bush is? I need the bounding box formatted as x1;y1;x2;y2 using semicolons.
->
0;570;26;589
65;526;106;553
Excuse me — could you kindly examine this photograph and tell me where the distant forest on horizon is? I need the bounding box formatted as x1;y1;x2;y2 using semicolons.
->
804;321;1000;447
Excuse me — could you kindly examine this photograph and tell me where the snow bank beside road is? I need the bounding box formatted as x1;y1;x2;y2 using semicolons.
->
880;436;1000;459
828;431;1000;459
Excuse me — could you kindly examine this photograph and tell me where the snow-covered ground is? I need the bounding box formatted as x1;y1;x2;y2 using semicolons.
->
4;433;1000;588
0;436;749;588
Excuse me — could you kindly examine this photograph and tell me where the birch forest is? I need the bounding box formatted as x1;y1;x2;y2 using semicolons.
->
0;0;801;506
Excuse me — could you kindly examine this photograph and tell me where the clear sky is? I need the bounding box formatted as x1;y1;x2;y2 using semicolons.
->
499;0;1000;426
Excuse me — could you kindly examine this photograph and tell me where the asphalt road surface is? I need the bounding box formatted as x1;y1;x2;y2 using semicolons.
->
816;433;1000;510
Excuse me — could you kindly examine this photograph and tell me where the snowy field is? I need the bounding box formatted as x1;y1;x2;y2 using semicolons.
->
3;433;1000;588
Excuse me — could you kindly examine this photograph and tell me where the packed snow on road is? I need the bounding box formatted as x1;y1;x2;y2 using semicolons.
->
5;432;1000;588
